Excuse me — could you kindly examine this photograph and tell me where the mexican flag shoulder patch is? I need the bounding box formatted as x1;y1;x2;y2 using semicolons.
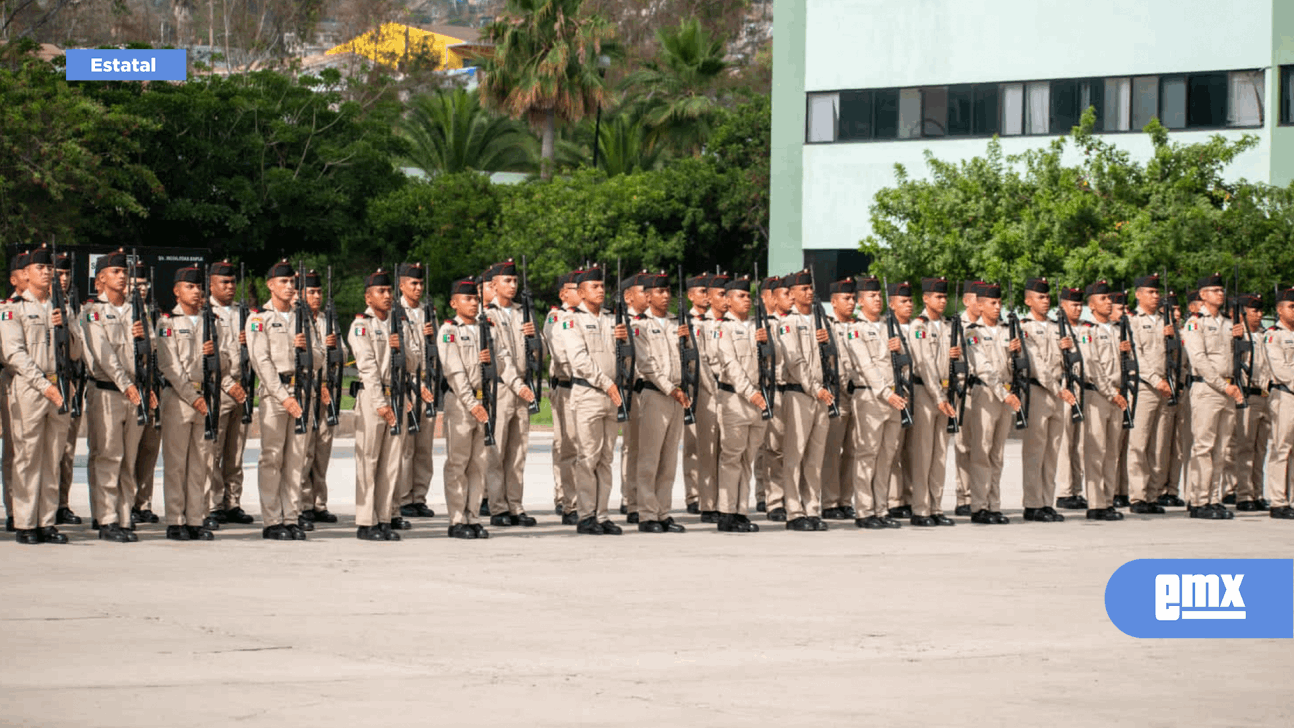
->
1184;321;1198;332
778;324;791;335
914;329;926;339
84;310;100;322
161;327;173;337
354;325;367;337
561;321;573;330
249;319;264;332
0;311;11;321
443;332;455;343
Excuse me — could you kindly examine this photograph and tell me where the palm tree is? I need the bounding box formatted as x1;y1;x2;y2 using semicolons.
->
557;111;665;176
622;18;730;155
472;0;618;180
399;88;538;175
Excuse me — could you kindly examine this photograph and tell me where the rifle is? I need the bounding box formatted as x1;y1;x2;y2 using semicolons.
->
237;263;255;424
946;281;968;433
68;250;87;417
1117;300;1139;429
388;267;409;436
292;261;314;435
128;249;155;427
323;266;342;427
201;267;222;441
1006;281;1031;430
423;289;443;423
1231;266;1253;411
612;258;635;423
678;266;701;425
880;274;911;427
478;279;498;446
810;267;842;419
1162;269;1182;406
1057;301;1086;422
49;242;75;417
752;262;775;420
146;262;162;429
519;255;543;415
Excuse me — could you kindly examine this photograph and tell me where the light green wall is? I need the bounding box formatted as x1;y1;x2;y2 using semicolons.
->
1272;0;1294;187
768;0;805;275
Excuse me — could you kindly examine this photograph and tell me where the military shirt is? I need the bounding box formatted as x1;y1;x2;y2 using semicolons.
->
0;289;83;398
778;309;824;394
82;293;138;393
716;313;760;401
1265;322;1294;388
966;321;1014;402
245;302;324;404
485;301;529;396
633;312;681;393
1020;315;1063;397
689;307;718;395
438;316;488;404
542;306;572;380
1181;311;1235;396
1076;319;1121;401
909;311;951;401
156;306;208;402
349;307;396;408
1129;309;1167;388
842;316;896;401
553;302;617;393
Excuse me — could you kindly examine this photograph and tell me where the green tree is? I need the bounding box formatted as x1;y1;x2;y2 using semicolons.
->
622;17;729;155
400;88;538;175
708;93;770;261
556;110;665;176
473;0;619;180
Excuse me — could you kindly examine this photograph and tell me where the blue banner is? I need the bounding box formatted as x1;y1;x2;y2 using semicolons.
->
1106;559;1293;638
65;49;187;81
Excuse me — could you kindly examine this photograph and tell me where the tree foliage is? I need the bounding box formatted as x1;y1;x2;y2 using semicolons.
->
621;17;729;155
400;88;537;175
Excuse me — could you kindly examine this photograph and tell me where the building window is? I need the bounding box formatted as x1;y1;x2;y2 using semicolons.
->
1104;77;1131;131
947;84;974;136
838;90;872;141
974;85;999;135
806;92;838;142
1052;78;1102;133
1160;76;1187;129
1187;72;1228;127
1283;66;1294;124
922;87;949;137
1227;70;1263;127
1025;82;1050;134
1132;76;1159;130
1001;82;1024;135
874;88;899;139
898;88;922;138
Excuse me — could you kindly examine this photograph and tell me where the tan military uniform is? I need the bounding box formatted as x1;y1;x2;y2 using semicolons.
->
715;313;768;516
1;304;12;521
543;306;576;513
1166;344;1192;498
756;310;788;513
905;312;952;518
1181;311;1238;506
485;301;532;518
842;316;901;518
683;308;719;511
820;312;853;513
1076;320;1124;509
302;311;342;514
133;307;161;515
156;307;217;527
394;300;437;513
246;303;323;527
1222;325;1271;503
964;321;1015;513
350;308;402;527
953;309;978;508
209;297;248;513
1020;315;1066;509
778;309;828;521
632;311;684;522
1263;322;1294;508
1;290;82;531
887;319;913;511
438;315;495;526
83;293;146;528
618;306;643;515
1126;308;1173;504
552;302;619;522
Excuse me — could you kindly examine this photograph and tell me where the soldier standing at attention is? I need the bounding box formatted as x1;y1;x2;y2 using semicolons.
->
245;260;323;541
349;269;404;541
616;273;646;522
963;283;1020;524
1055;287;1089;512
1018;278;1071;522
753;276;782;513
1181;274;1246;519
714;276;765;533
884;281;915;520
1074;281;1129;521
391;263;437;526
1126;276;1172;515
1155;293;1188;508
905;278;958;527
129;264;162;526
695;273;730;523
299;270;344;527
2;252;30;534
545;272;581;524
1263;287;1294;519
1109;291;1132;509
952;281;982;516
1220;293;1272;511
778;269;833;532
83;249;151;542
2;245;83;544
682;274;712;515
482;260;538;527
206;261;254;526
53;253;84;527
155;266;217;541
630;272;688;533
820;279;855;522
554;267;628;535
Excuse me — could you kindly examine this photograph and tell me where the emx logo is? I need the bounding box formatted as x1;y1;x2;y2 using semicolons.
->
1106;559;1292;638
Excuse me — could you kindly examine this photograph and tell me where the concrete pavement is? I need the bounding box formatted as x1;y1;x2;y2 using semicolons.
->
1;435;1291;727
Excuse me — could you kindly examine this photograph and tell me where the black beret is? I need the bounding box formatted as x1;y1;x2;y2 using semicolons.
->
1197;272;1224;289
490;259;517;278
707;274;731;289
267;260;295;279
1133;274;1160;289
1109;291;1127;305
1277;288;1294;304
772;275;790;291
685;274;709;289
27;245;53;266
887;281;912;297
304;269;322;289
1238;293;1263;310
1186;289;1200;303
95;249;127;274
365;270;393;289
978;283;1002;299
55;253;72;271
1059;287;1084;303
855;276;881;292
397;263;425;280
1025;277;1050;294
963;280;980;295
576;267;604;284
724;276;751;292
786;269;813;288
174;266;203;285
555;271;575;288
1085;280;1111;297
450;277;476;296
759;276;779;292
130;258;149;278
829;278;856;294
618;276;640;292
921;277;948;293
210;260;236;277
10;251;30;273
643;273;670;290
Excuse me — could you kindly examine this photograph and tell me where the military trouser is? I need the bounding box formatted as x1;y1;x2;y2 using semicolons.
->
1266;388;1294;509
887;427;911;510
1127;383;1172;504
354;388;400;527
758;407;785;511
443;393;487;527
209;403;248;512
781;390;828;521
59;414;81;508
1;371;14;518
570;384;617;522
1222;393;1270;502
395;402;435;511
850;392;900;518
683;386;719;511
966;390;1012;514
7;382;69;530
134;420;161;511
953;421;972;507
634;388;683;523
550;384;578;512
820;404;852;510
1186;385;1236;507
1057;418;1084;499
486;389;528;517
717;389;766;516
86;385;144;527
160;387;214;527
1082;395;1123;511
619;390;641;513
301;417;335;512
256;394;306;527
905;387;951;518
1021;385;1065;510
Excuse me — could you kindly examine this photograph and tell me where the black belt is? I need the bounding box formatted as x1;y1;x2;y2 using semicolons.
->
571;378;597;389
716;381;737;394
279;373;294;385
912;376;925;386
1272;383;1292;394
778;383;805;394
1081;382;1099;392
1244;386;1267;398
92;379;120;392
967;375;986;389
551;378;573;389
633;379;661;394
351;382;392;395
1027;377;1044;388
847;381;870;394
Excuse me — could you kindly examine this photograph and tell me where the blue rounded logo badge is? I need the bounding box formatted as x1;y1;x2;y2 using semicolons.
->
1105;559;1293;638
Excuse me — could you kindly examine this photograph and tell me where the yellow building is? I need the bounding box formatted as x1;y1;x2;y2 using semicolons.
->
326;23;479;70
